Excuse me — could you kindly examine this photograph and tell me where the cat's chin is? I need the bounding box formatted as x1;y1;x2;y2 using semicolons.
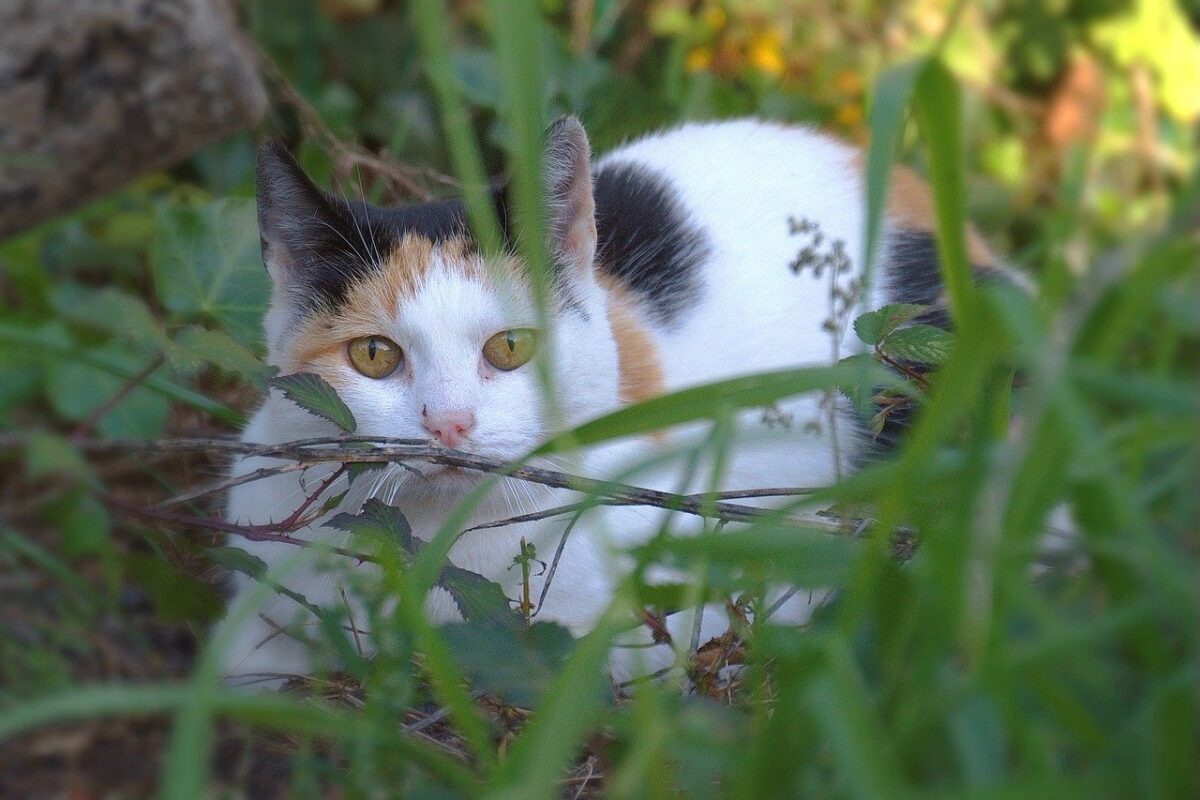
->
400;463;488;501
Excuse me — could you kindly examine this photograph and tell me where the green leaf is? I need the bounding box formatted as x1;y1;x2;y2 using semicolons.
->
51;284;171;351
881;324;955;365
152;198;270;346
328;498;412;551
439;564;520;625
124;552;223;623
24;432;91;481
45;489;111;557
836;353;884;415
441;619;576;707
205;546;267;580
269;372;357;432
45;345;170;439
0;321;243;426
171;326;274;386
853;303;929;345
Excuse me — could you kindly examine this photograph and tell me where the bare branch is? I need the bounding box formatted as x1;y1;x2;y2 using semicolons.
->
2;434;832;528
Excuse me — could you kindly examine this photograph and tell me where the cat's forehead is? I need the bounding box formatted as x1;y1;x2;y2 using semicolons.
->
334;233;530;319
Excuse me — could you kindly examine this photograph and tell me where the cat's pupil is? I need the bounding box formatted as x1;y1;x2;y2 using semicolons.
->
368;338;377;360
505;331;515;352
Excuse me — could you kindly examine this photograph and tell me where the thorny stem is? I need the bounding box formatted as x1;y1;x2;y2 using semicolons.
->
875;348;932;390
98;489;377;565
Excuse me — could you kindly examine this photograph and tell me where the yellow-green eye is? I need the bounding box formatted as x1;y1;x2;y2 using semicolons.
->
482;328;537;371
348;335;402;378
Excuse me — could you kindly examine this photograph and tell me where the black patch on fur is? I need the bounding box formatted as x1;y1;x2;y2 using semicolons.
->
592;161;710;327
257;143;520;310
853;228;1017;458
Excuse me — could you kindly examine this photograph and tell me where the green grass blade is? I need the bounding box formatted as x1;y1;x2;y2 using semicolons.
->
912;60;975;326
538;362;893;452
488;618;623;799
862;59;925;295
411;0;504;255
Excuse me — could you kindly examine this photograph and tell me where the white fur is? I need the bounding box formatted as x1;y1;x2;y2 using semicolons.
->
217;120;900;684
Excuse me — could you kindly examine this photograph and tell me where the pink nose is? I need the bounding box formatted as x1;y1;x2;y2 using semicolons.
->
421;406;476;448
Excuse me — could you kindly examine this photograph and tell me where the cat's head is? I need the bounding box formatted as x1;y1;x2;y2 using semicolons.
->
255;117;619;492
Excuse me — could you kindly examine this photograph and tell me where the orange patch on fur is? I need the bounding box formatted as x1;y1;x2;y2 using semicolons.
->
852;155;996;267
600;278;665;406
280;234;531;374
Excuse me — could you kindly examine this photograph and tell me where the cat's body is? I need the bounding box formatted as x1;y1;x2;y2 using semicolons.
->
217;118;1005;684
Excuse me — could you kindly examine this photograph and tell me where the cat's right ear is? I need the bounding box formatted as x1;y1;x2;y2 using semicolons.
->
255;143;353;287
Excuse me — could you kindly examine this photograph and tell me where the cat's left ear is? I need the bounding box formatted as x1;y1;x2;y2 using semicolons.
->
543;116;596;274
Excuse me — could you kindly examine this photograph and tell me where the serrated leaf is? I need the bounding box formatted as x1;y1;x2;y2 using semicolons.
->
853;303;929;345
269;372;357;432
152;198;270;346
51;284;171;352
328;498;412;552
205;546;267;579
441;619;576;707
171;326;274;386
438;564;520;625
881;324;954;365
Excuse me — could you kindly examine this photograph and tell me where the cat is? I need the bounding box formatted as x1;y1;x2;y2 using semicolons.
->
215;117;1015;685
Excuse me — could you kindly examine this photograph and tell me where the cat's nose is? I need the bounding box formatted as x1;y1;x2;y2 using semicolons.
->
421;406;476;449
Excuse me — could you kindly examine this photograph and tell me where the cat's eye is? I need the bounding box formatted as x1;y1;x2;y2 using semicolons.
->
482;328;537;371
347;335;403;378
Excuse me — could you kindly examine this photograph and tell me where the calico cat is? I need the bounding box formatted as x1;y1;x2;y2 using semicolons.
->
216;117;1011;684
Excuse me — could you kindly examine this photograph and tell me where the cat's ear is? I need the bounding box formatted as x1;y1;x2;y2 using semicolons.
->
255;142;356;286
543;116;596;274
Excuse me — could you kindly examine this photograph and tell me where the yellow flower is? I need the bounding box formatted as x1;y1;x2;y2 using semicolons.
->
702;6;726;31
685;46;713;73
832;69;863;96
746;33;786;78
834;102;863;127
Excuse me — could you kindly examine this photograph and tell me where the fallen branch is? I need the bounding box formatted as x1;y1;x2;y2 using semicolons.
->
1;434;829;528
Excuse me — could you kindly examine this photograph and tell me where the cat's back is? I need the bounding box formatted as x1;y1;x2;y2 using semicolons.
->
593;119;869;387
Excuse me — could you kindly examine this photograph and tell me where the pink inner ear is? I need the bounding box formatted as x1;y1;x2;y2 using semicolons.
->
545;117;597;267
562;207;597;263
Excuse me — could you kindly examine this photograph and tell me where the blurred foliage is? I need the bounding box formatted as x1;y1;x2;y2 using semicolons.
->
0;0;1197;797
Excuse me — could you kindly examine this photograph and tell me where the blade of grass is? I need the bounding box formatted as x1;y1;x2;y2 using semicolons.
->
911;59;975;326
410;0;504;255
0;685;477;791
485;0;564;428
862;59;925;294
538;362;894;452
488;616;624;800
